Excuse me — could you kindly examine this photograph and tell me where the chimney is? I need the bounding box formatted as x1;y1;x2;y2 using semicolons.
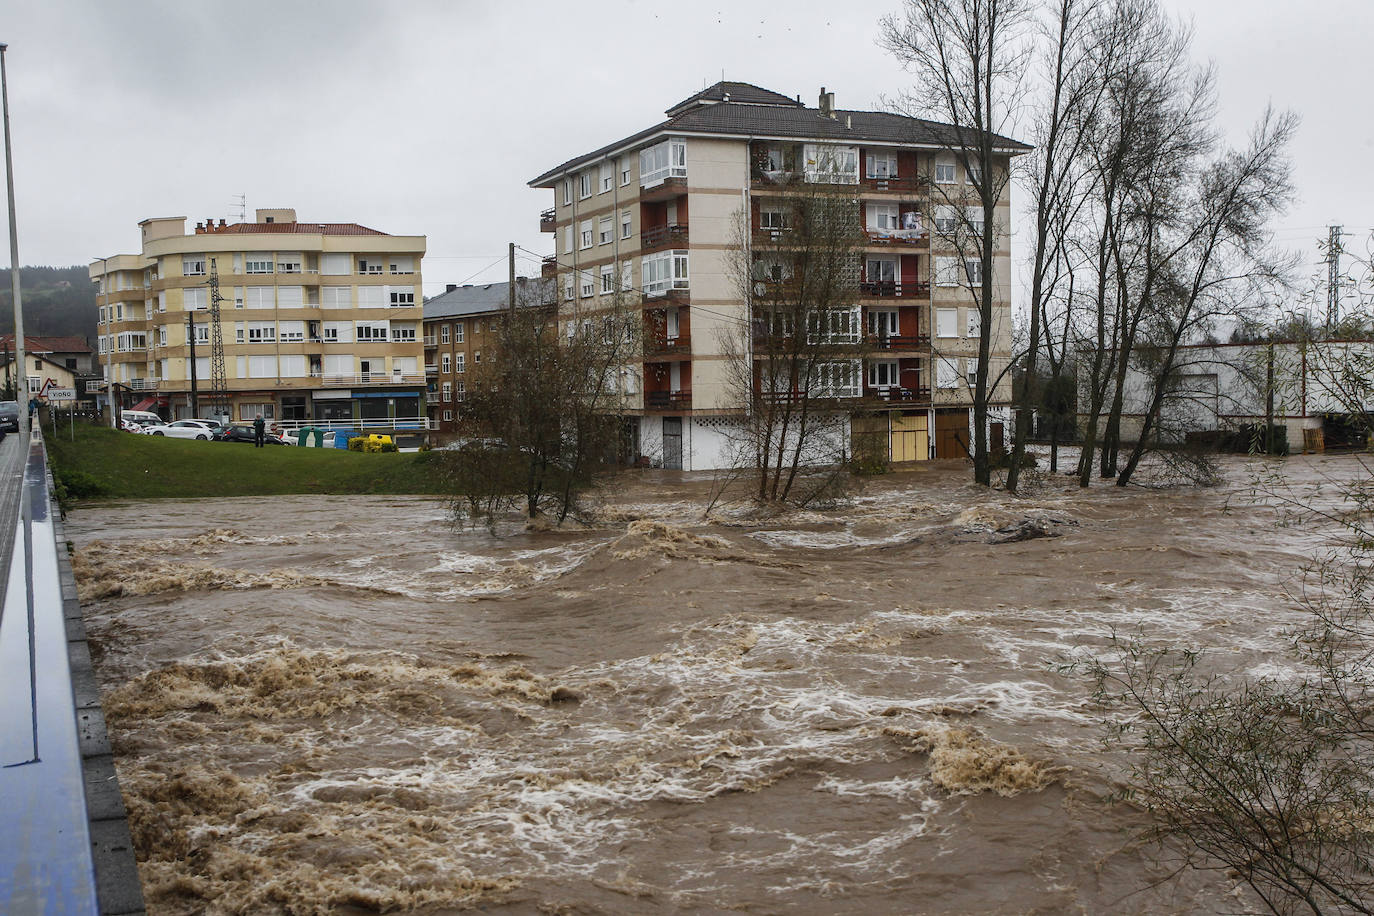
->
218;219;227;228
445;283;458;292
195;222;204;233
846;114;852;130
819;87;836;119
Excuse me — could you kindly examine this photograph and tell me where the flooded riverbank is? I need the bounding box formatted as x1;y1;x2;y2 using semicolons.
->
69;453;1354;914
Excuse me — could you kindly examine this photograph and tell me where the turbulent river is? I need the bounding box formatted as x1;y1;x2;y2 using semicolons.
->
68;452;1357;915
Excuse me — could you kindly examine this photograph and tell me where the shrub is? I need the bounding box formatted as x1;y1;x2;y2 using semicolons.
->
348;437;365;452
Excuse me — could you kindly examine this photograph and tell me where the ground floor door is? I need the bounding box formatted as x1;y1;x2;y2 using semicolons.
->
934;408;969;459
891;412;929;462
662;417;683;470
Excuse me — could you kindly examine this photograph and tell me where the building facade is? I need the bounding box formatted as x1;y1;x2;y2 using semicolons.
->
530;81;1025;470
89;208;427;429
421;277;555;438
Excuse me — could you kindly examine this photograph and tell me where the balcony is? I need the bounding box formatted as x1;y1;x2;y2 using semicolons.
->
124;377;159;391
868;385;932;404
423;335;437;347
644;334;691;358
751;168;800;187
317;373;427;387
859;280;930;299
860;175;928;193
645;390;691;410
640;223;688;252
867;333;930;350
639;176;687;202
540;207;556;232
425;363;438;375
542;255;558;279
864;229;929;247
426;392;440;404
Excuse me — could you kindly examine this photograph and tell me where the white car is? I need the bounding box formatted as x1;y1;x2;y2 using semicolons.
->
141;419;220;440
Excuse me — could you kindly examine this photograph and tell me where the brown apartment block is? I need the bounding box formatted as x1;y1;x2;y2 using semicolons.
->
531;81;1026;470
421;277;554;438
89;208;427;430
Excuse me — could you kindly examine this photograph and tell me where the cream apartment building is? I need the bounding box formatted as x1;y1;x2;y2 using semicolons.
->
90;208;427;428
530;82;1025;469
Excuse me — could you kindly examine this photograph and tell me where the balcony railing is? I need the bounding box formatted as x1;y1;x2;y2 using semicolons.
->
867;333;930;350
426;392;441;404
124;378;159;391
865;229;929;247
860;175;928;193
317;372;427;387
639;176;687;202
423;336;437;346
644;334;691;357
868;385;932;403
645;390;691;410
540;207;556;232
859;280;931;299
277;418;433;434
424;364;438;375
751;168;800;186
640;223;688;251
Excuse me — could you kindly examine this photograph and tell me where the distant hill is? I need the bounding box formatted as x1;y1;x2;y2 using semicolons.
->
0;266;96;343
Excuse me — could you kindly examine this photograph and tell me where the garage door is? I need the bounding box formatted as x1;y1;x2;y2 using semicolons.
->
934;409;969;459
891;412;928;462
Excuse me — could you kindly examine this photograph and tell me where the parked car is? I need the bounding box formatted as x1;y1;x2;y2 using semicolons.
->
0;401;19;433
141;419;220;440
119;409;163;431
213;423;285;445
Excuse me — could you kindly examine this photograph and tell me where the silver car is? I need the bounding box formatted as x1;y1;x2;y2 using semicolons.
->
141;419;219;440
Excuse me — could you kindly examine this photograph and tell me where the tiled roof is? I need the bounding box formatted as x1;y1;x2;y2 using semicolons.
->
423;278;555;320
665;81;804;116
197;221;388;236
530;82;1030;187
0;334;91;353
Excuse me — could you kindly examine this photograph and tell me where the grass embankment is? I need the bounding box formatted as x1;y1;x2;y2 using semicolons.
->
46;425;450;500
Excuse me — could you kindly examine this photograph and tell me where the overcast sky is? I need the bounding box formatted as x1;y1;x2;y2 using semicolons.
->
3;0;1371;303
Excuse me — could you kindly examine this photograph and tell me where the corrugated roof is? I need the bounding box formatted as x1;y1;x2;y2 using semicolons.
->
530;82;1030;187
423;278;555;320
197;221;389;236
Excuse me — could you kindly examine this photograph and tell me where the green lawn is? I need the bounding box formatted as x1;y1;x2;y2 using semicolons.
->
45;424;451;500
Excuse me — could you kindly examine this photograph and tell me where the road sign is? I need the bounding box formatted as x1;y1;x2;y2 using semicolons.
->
44;388;76;400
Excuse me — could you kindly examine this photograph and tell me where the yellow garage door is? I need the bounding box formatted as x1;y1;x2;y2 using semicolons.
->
891;412;928;462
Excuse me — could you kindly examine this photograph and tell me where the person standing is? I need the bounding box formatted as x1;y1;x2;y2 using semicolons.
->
253;414;265;448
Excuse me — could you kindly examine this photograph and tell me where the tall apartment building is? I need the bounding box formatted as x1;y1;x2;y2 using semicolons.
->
89;208;427;428
530;81;1026;470
422;276;555;438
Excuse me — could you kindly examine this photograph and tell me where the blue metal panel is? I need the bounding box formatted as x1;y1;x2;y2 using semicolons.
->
0;435;99;914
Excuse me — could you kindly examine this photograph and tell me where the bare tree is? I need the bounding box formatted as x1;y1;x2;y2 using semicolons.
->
882;0;1032;486
718;166;868;507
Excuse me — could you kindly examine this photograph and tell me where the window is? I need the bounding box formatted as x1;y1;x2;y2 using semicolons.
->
579;171;592;199
868;359;900;388
760;206;789;232
389;289;415;308
357;286;385;308
455;321;464;343
966;206;985;235
389;256;414;275
441;353;451;373
621;260;633;291
967;309;981;338
964;259;984;285
564;275;575;302
935;161;957;183
937;357;959;388
934;205;958;234
868;309;899;338
356;321;388;341
234;322;245;343
246;355;276;378
182;254;206;276
580;220;593;250
184;287;207;311
474;351;481;364
601;264;615;294
639;137;687;187
358;258;384;275
935;257;962;287
442;381;452;402
277;286;304;308
279;321;305;342
803;144;859;184
811;360;861;398
277;252;302;274
620;158;630;186
580;274;594;298
322;321;352;343
247;321;276;343
158;326;168;346
562;178;572;206
563;225;573;254
245;287;275;309
322;286;351;309
642;250;689;295
240;401;276;419
442;409;453;422
866;149;898;179
245;253;273;274
456;380;466;401
966;359;979;388
391;323;417;342
866;203;900;232
967;163;983;184
599;216;613;245
621;211;632;240
323;354;352;376
600;161;613;193
440;324;450;344
936;308;958;338
321;253;351;275
280;355;306;377
866;258;897;290
455;352;465;373
807;306;861;344
157;292;166;312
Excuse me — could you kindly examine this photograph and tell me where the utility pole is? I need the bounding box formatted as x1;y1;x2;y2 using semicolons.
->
1325;224;1344;333
1;43;28;446
185;312;199;417
206;259;230;422
508;241;516;319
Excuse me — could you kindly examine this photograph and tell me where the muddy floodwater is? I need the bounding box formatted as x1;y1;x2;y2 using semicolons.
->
67;453;1358;915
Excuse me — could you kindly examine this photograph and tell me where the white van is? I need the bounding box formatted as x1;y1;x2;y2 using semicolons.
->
119;409;162;431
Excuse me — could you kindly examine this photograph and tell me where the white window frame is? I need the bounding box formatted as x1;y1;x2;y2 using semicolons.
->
967;309;982;338
599;161;613;193
579;171;592;199
868;359;900;388
621;210;632;240
277;252;302;274
803;144;859;184
599;216;613;245
935;257;962;287
441;353;451;373
182;255;206;276
936;357;959;389
866;203;901;232
868;309;899;338
246;321;276;343
580;274;594;298
620;158;631;186
934;161;957;184
389;289;416;308
440;324;450;344
562;178;572;206
355;321;389;342
866;149;899;179
279;320;305;342
580;220;593;250
455;321;465;343
455;352;465;373
642;249;689;295
600;263;615;294
964;258;984;286
639;137;687;187
936;308;958;338
245;253;273;274
811;360;862;398
965;359;979;388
